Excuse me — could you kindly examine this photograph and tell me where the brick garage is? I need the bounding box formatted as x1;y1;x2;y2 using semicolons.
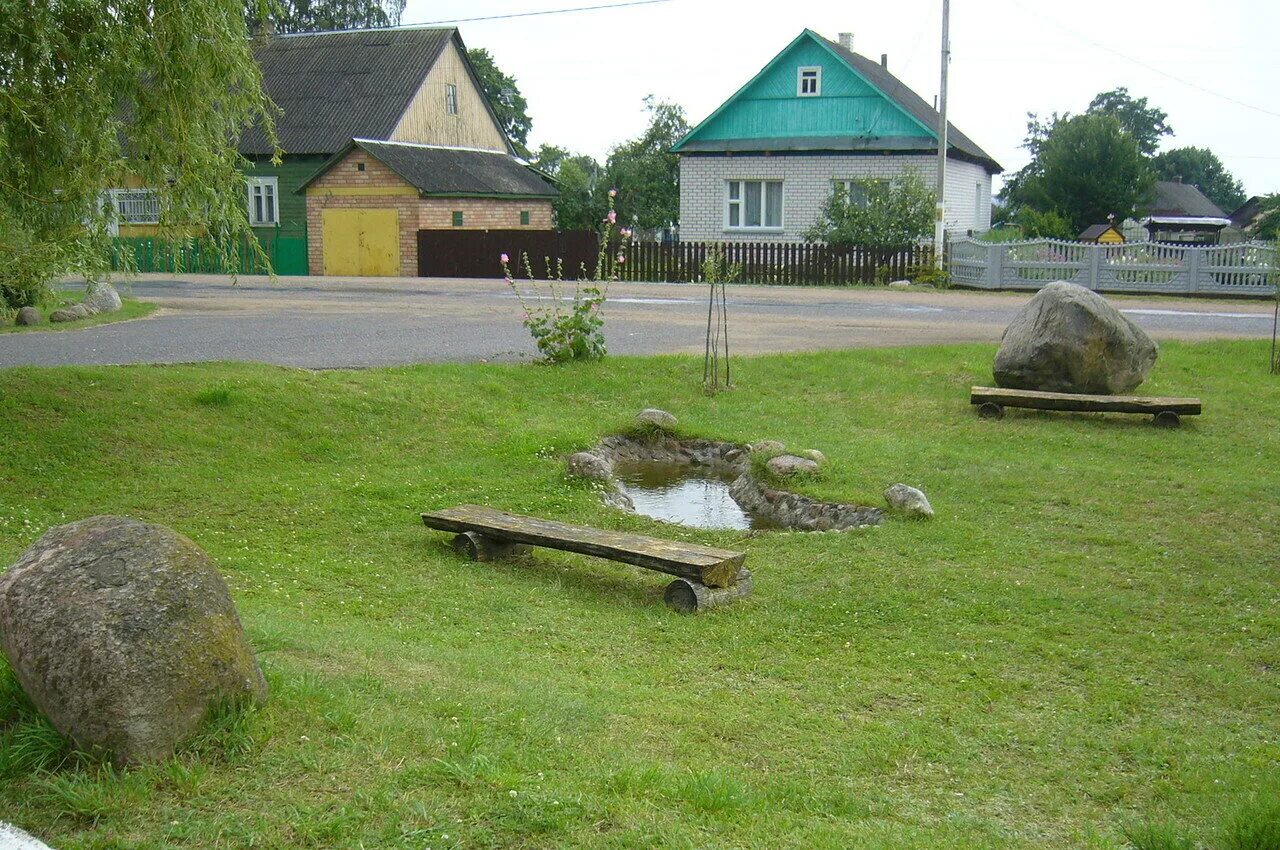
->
301;139;557;277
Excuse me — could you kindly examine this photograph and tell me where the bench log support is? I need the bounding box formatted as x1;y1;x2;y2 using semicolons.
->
664;569;753;614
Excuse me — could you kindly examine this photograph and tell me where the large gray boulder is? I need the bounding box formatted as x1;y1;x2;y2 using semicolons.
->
14;307;41;326
82;281;122;314
993;282;1157;394
0;517;267;765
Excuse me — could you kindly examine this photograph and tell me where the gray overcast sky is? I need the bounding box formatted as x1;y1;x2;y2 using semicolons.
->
403;0;1279;197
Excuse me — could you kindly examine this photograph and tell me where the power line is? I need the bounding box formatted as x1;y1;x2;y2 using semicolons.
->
1010;1;1280;121
404;0;673;27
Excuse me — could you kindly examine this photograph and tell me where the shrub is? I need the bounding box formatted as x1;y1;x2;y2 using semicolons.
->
503;192;627;363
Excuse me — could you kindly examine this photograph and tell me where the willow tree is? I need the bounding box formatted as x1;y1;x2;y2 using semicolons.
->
0;0;278;309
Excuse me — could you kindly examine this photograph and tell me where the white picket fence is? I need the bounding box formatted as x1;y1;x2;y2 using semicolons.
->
949;238;1278;296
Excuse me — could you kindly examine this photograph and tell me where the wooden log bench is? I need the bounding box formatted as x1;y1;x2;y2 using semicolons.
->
970;386;1202;428
421;505;751;614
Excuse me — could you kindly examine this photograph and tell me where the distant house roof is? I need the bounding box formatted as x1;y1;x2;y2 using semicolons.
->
241;28;511;157
1079;224;1123;241
1144;180;1227;219
1230;196;1264;229
673;29;1001;173
297;139;558;198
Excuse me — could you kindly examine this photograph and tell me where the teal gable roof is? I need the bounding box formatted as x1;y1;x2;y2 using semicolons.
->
674;30;1000;173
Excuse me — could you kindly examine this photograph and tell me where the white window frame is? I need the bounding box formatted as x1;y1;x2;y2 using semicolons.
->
110;188;160;225
725;179;784;231
246;176;279;226
445;83;458;115
797;66;822;97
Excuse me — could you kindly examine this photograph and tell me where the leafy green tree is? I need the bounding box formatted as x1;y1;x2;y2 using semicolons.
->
805;171;935;248
1008;113;1154;232
255;0;406;34
467;48;532;158
531;145;607;231
1087;87;1172;156
1152;147;1247;212
1;0;276;309
1251;195;1280;240
605;97;689;233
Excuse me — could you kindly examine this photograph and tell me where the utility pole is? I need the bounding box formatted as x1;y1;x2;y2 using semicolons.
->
933;0;950;269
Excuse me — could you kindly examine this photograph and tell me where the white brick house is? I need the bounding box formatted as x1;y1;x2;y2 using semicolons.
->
673;30;1002;243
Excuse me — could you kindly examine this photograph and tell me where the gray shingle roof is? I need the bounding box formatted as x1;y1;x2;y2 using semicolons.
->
819;34;1001;173
1145;180;1227;218
298;139;558;197
241;28;455;156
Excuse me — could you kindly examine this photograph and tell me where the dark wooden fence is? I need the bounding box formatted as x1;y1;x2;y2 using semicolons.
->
418;229;599;279
619;241;931;285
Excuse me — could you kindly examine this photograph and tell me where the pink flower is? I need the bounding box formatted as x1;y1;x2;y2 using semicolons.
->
607;211;617;224
620;228;632;238
616;253;626;264
608;188;617;198
500;253;509;264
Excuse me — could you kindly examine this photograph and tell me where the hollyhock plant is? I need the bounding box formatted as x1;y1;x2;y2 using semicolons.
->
500;193;628;363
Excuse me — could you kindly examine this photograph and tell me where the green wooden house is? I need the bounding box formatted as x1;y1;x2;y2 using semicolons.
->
674;29;1001;243
112;26;525;275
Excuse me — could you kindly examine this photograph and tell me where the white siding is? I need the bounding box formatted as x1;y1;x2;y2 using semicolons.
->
679;154;993;242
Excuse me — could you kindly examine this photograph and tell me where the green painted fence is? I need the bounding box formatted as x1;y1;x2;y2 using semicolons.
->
111;225;308;276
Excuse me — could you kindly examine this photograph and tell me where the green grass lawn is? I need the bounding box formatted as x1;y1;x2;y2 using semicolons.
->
0;342;1277;849
1;296;156;334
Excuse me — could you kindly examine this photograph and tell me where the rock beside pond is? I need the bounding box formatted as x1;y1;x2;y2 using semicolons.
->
885;483;934;519
15;307;41;326
993;281;1157;394
567;451;612;482
767;454;820;477
0;516;268;765
749;440;785;455
635;408;677;431
83;281;122;314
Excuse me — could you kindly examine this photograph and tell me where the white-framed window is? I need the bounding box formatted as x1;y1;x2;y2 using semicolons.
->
110;189;160;225
832;179;872;208
726;179;783;230
797;66;822;97
246;176;278;226
445;83;458;115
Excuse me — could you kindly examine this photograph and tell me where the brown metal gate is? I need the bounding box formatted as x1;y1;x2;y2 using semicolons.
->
417;229;599;279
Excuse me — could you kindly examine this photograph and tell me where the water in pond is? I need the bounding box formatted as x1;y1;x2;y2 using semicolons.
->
614;462;766;531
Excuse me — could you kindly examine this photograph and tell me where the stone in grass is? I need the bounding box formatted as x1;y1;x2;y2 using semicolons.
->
15;307;41;326
748;440;786;455
800;449;826;466
884;483;934;519
82;281;123;314
0;822;55;849
48;307;79;323
888;279;911;289
567;451;612;482
994;281;1157;395
635;408;677;432
767;454;820;477
0;516;268;766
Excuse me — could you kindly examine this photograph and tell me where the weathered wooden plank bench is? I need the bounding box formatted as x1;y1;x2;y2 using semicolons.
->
421;505;751;613
970;386;1202;427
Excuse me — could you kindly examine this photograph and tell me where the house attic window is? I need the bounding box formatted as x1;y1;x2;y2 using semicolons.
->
798;66;821;96
446;83;458;115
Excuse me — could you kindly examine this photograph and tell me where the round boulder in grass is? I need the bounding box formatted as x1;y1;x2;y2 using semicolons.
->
636;408;677;431
15;307;41;326
0;516;267;766
993;281;1157;395
82;281;123;314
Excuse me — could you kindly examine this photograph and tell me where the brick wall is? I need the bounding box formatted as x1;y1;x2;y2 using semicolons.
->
305;148;557;276
679;153;993;243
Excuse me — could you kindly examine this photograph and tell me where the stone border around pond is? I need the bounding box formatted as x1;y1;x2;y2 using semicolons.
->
567;432;885;532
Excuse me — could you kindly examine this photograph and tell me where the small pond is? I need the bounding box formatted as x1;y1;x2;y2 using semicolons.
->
613;461;775;531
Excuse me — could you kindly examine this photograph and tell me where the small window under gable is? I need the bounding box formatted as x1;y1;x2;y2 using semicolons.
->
798;66;821;97
445;83;458;115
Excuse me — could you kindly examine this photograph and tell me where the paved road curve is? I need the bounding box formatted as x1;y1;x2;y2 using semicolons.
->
1;275;1273;369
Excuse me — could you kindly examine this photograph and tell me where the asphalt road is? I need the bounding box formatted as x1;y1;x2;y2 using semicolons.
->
1;274;1274;369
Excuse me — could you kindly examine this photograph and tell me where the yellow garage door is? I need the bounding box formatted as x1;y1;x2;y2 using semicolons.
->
322;208;400;277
